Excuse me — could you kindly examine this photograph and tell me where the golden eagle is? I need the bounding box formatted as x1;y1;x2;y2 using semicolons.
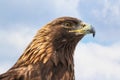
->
0;17;95;80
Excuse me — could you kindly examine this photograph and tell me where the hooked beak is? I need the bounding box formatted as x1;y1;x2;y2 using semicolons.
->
69;23;95;37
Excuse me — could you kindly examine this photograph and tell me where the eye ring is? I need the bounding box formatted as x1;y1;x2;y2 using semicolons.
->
64;22;72;27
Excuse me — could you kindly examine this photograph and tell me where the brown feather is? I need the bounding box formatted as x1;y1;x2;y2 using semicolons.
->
0;17;86;80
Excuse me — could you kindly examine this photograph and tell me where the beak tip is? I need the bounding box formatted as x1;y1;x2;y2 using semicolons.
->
91;27;95;37
93;33;95;37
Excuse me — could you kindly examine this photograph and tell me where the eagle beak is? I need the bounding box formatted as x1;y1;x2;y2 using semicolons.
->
69;23;95;37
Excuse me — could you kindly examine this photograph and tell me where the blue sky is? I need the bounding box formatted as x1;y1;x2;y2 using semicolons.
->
0;0;120;80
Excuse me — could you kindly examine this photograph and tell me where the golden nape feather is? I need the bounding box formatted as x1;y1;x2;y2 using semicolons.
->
0;17;95;80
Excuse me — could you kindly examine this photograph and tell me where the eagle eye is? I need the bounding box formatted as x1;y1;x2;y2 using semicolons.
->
64;22;72;27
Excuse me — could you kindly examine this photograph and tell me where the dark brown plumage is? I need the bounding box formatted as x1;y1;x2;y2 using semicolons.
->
0;17;95;80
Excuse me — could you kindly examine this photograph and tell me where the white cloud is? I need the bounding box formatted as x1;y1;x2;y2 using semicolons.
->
0;63;12;74
0;0;81;26
92;0;120;25
0;25;37;48
75;42;120;80
53;0;80;17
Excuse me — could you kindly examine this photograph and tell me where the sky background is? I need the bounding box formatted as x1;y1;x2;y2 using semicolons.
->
0;0;120;80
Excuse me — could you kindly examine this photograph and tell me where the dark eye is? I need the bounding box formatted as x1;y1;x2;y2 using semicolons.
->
64;22;72;27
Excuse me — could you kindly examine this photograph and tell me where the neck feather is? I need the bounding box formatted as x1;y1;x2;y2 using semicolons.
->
12;27;83;69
